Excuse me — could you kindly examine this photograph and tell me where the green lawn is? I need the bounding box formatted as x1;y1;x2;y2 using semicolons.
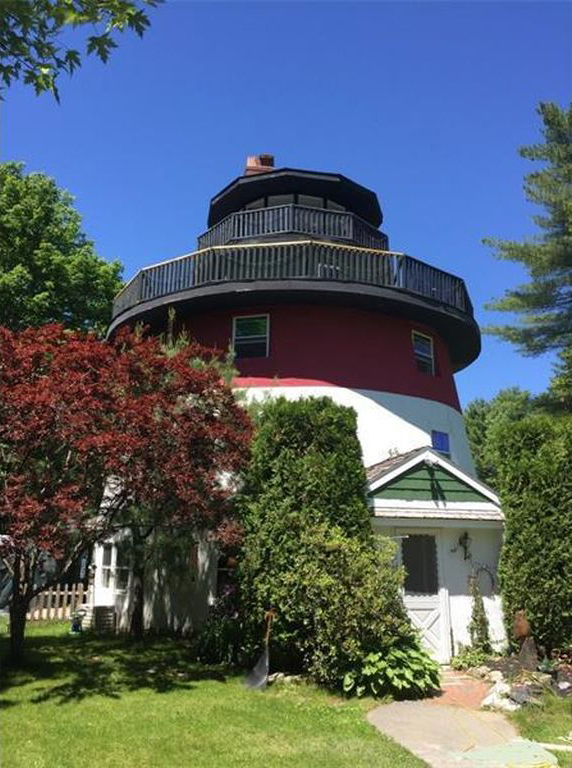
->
511;693;572;768
0;621;425;768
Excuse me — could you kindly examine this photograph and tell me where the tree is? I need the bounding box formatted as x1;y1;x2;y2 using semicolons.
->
464;388;534;485
237;398;427;695
107;329;251;638
0;163;123;335
0;0;160;100
0;325;118;661
0;324;251;661
485;102;572;356
541;343;572;414
494;414;572;651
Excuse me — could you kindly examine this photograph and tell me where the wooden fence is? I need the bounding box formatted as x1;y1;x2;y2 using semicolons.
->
26;583;89;621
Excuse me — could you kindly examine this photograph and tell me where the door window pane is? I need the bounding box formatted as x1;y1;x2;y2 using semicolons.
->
402;535;438;595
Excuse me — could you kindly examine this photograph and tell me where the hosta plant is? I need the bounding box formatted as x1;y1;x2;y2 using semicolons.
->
342;643;440;699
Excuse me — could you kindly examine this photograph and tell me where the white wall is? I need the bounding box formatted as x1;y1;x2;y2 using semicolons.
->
441;526;506;654
242;386;476;475
92;536;218;634
373;520;506;661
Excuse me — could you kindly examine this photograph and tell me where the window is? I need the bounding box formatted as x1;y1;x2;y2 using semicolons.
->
233;315;269;358
267;194;295;207
101;544;112;588
244;197;265;210
298;194;324;209
100;542;130;591
412;331;435;375
431;430;450;458
115;544;130;591
402;535;438;595
326;199;345;212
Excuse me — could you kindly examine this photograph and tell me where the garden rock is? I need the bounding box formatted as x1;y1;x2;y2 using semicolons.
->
508;685;542;707
518;636;538;671
481;681;521;712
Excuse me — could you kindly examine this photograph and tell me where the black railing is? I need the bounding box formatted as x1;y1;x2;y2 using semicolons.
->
197;205;389;250
112;241;473;321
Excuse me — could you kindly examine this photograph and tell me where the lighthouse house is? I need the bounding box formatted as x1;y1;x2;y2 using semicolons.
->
94;156;505;661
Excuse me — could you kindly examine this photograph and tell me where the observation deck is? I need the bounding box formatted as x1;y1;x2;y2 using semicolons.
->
109;162;480;371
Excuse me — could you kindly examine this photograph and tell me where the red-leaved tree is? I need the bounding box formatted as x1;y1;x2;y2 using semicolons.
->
0;325;251;661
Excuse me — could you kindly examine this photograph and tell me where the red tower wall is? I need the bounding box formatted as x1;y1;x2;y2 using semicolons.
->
184;304;461;411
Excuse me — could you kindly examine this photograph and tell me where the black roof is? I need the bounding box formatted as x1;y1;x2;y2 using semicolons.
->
207;167;383;228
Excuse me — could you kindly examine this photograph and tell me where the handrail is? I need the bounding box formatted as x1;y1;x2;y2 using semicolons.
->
112;241;473;322
197;204;388;250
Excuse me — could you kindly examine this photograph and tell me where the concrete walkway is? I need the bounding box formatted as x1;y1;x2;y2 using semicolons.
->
367;669;520;768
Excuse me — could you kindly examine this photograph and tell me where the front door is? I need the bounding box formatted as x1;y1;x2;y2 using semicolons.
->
398;530;450;662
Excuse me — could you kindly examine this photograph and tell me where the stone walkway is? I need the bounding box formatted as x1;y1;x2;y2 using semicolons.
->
367;668;520;768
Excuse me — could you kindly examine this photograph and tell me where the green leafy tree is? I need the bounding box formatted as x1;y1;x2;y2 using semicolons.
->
494;414;572;651
0;0;160;100
485;102;572;355
0;162;123;334
237;397;432;696
464;388;533;485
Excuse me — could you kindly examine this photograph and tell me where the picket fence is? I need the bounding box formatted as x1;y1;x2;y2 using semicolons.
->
26;583;89;621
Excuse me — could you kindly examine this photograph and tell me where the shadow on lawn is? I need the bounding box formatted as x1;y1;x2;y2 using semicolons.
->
0;630;230;705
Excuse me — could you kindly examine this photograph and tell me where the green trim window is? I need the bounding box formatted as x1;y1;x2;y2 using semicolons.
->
412;331;435;375
233;315;269;359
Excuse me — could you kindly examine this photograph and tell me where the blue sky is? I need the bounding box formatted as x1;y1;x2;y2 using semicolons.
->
2;1;570;406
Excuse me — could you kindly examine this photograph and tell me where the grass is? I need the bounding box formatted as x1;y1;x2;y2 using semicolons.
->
0;621;425;768
511;693;572;767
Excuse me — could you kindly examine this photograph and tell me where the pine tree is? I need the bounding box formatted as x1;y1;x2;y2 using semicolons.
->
485;102;572;355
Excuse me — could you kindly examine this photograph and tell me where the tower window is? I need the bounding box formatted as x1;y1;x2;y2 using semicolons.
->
412;331;435;375
233;315;269;358
431;430;450;458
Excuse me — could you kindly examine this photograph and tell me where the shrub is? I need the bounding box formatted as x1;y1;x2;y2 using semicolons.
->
450;646;492;671
468;575;492;654
494;415;572;651
196;586;240;665
238;397;424;696
343;641;440;699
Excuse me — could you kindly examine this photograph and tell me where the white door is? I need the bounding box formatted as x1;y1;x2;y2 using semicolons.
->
397;530;450;663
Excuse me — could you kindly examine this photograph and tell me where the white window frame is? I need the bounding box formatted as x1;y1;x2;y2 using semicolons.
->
412;331;435;375
232;314;270;359
99;542;130;593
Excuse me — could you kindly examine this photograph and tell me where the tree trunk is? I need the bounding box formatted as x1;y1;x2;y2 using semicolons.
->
129;530;147;639
9;596;28;665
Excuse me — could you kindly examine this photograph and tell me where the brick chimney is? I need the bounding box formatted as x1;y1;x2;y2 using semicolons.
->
244;154;275;176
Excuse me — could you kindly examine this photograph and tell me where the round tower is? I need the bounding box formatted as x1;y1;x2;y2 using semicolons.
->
110;156;480;473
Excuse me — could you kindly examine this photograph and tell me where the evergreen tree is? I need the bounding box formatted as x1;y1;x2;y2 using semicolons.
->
485;102;572;355
494;414;572;651
238;397;419;691
464;388;533;485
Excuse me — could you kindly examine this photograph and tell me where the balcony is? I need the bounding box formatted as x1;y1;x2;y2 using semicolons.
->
112;241;473;322
197;205;389;250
